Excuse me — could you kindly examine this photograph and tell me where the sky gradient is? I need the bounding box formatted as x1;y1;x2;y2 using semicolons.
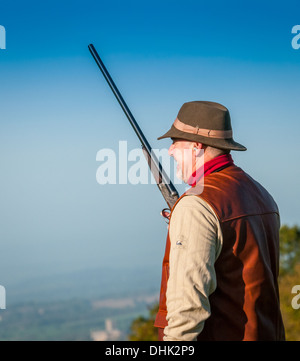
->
0;0;299;290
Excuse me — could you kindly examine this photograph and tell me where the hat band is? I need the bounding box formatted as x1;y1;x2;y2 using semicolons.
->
173;118;233;139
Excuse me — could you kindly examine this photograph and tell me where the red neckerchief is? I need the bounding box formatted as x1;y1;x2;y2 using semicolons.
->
188;154;234;187
161;154;234;221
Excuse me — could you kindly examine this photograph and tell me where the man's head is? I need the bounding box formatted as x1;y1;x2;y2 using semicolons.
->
158;101;246;183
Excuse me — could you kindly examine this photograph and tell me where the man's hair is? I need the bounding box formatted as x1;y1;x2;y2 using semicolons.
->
204;145;230;157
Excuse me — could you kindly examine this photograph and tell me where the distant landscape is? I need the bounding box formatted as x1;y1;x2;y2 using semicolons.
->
0;267;160;341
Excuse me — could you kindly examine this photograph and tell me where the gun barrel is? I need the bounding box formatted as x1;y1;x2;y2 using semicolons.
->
88;44;179;203
88;44;152;154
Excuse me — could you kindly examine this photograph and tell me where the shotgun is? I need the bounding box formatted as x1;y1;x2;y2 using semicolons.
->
88;44;179;211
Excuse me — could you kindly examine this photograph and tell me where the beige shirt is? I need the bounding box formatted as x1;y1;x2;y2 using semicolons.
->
163;195;223;341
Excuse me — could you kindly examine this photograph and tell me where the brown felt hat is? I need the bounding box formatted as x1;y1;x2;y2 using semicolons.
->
158;101;247;151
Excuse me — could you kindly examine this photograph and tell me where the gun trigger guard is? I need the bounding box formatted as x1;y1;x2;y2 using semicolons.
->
161;208;171;224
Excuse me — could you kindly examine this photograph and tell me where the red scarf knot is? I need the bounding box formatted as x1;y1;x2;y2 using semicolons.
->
188;154;234;187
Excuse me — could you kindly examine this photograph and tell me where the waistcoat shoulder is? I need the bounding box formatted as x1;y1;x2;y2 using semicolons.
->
188;165;279;222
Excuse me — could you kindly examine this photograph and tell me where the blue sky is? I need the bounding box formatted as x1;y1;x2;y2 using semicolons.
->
0;0;300;289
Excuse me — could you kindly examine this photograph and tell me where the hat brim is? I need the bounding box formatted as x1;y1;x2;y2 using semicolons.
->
158;125;247;151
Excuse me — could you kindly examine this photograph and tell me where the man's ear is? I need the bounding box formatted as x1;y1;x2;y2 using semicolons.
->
193;142;203;150
194;143;204;157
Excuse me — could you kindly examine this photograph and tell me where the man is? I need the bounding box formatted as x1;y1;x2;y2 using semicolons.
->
154;101;285;341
